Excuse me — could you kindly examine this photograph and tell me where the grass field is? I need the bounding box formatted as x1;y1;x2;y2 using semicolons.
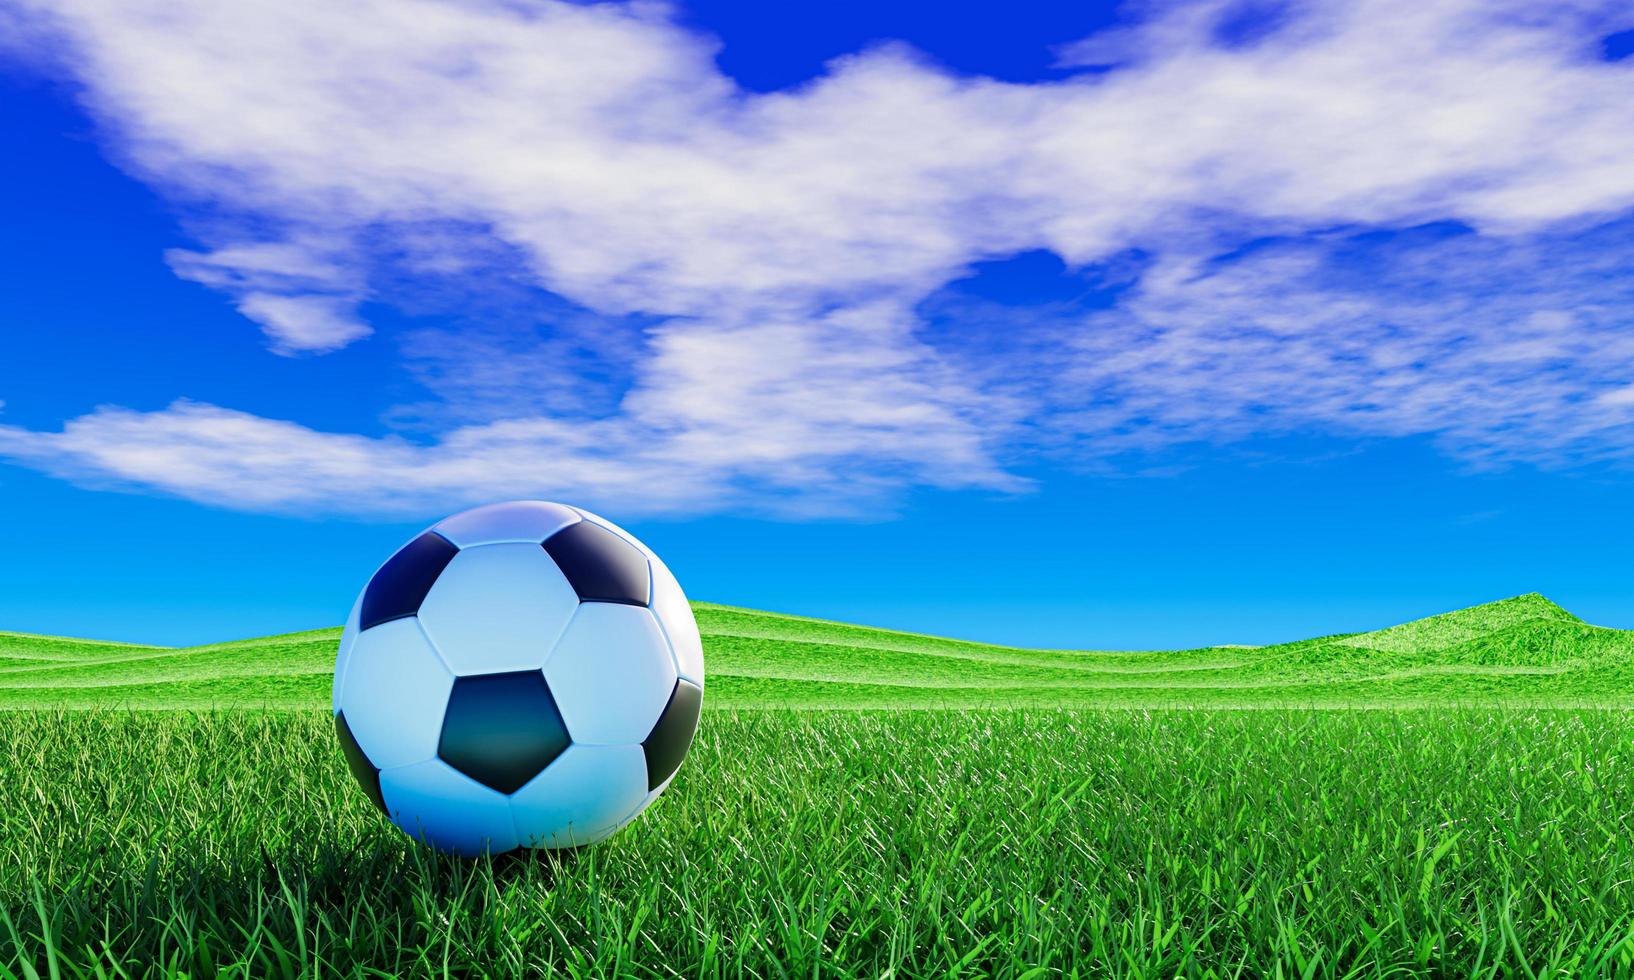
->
4;594;1634;977
3;592;1631;709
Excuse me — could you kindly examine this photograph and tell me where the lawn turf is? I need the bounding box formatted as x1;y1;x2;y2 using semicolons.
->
3;593;1634;977
5;709;1634;977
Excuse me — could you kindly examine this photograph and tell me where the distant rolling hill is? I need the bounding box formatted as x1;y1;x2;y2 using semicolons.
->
1;593;1630;709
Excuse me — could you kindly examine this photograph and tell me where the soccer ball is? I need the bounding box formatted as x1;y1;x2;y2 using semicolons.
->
330;501;704;855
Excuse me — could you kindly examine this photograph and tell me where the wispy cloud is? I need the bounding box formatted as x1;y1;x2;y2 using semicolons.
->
167;241;367;353
1052;219;1634;465
2;0;1633;515
0;305;1019;517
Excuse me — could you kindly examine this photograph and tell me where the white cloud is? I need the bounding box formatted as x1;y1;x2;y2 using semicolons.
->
1599;385;1634;408
1045;222;1634;465
3;0;1634;514
167;240;367;353
26;0;1634;312
0;305;1019;517
231;294;368;354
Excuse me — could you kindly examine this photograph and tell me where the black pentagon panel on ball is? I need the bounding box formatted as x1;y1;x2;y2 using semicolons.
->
642;678;702;791
542;521;651;606
359;531;459;631
438;671;572;794
335;712;387;815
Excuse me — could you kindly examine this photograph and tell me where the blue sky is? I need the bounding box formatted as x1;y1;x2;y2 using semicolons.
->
3;0;1634;648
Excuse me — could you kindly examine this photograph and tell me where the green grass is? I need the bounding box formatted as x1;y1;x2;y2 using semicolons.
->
4;592;1632;709
6;709;1634;977
4;593;1634;977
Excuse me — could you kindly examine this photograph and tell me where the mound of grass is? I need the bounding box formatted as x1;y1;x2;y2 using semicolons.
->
1334;592;1582;654
2;594;1632;709
5;708;1634;978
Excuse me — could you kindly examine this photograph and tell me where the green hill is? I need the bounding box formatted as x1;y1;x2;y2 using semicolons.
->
2;593;1630;709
